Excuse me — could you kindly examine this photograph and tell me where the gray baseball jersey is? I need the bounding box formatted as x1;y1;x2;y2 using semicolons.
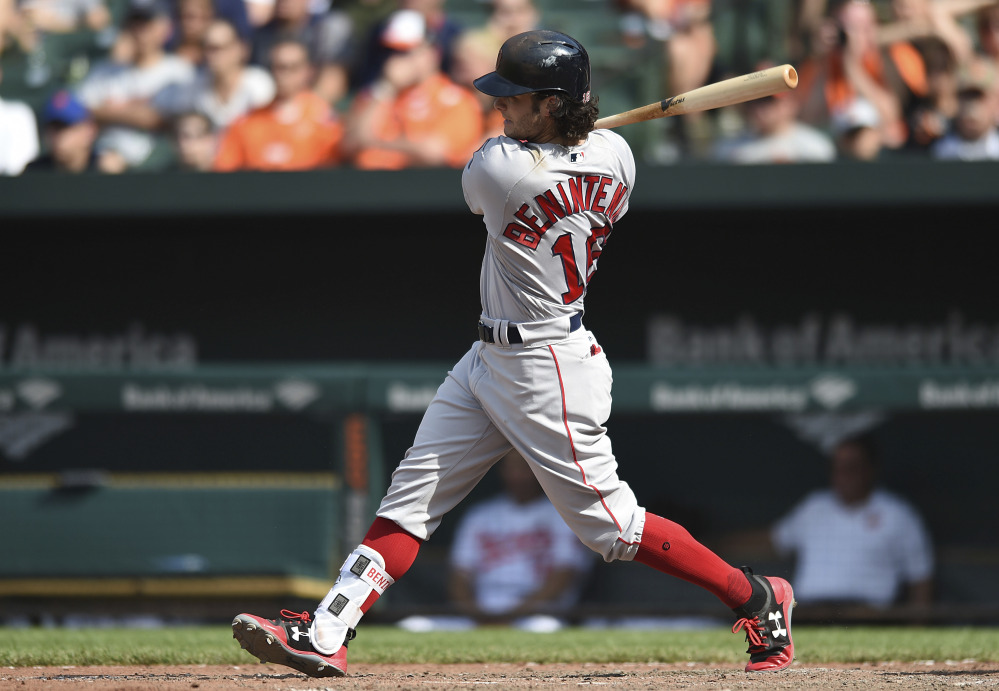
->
377;129;645;564
464;129;635;323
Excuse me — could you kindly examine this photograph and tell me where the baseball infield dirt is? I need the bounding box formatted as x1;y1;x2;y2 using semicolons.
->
4;661;998;690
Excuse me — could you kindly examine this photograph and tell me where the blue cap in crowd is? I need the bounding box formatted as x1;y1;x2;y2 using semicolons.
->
43;90;90;126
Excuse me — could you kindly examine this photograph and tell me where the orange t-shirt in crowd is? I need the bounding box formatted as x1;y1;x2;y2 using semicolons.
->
797;42;928;143
214;91;343;172
350;72;484;170
798;42;929;115
483;108;505;140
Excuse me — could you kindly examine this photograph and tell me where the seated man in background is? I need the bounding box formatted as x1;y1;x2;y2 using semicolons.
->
425;451;594;632
931;64;999;160
73;0;196;172
213;38;342;171
711;74;836;164
249;0;354;106
154;18;275;131
340;9;482;171
772;432;934;610
24;89;99;173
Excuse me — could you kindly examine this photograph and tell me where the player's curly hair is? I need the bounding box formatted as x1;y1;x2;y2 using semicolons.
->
532;91;600;142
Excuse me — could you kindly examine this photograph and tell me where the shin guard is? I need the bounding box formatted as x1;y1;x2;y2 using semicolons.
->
310;545;394;654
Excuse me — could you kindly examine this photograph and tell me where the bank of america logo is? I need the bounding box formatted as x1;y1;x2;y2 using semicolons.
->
274;379;320;411
17;378;62;409
810;375;857;410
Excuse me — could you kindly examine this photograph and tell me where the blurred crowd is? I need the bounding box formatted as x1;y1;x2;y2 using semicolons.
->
1;0;998;175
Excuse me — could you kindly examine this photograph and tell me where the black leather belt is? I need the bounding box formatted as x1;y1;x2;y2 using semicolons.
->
477;313;583;344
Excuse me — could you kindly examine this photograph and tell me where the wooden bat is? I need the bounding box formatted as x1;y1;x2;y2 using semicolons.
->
594;64;799;130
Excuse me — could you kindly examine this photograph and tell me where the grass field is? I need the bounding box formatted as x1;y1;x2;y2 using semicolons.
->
2;625;998;668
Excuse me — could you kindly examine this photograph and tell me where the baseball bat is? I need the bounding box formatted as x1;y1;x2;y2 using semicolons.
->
594;64;799;130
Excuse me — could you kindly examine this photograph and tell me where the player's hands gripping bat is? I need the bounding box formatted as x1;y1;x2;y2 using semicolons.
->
594;64;799;130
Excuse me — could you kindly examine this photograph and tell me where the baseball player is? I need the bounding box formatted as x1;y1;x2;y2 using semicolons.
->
233;29;795;677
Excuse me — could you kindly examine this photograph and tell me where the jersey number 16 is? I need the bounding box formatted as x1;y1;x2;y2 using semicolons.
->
552;224;612;305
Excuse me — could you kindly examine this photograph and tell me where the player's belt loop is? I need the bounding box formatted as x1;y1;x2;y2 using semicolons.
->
497;320;510;346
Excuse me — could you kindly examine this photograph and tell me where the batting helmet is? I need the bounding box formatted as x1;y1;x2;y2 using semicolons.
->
473;30;591;103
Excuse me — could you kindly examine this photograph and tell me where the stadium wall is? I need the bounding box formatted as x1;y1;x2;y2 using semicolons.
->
2;161;997;622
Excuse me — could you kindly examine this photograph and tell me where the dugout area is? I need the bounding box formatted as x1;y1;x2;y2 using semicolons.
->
1;160;998;626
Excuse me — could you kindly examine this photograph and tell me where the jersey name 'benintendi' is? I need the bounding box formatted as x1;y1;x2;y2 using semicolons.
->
504;174;630;250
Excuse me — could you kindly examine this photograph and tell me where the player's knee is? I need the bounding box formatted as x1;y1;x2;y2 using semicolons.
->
581;532;639;563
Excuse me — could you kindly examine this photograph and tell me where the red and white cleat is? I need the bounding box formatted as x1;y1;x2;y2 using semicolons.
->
232;610;351;678
731;569;795;672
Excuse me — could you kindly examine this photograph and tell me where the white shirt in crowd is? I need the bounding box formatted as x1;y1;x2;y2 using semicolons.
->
771;488;934;608
153;66;275;130
450;494;593;616
19;0;102;27
75;55;195;166
712;123;837;164
0;96;40;175
931;128;999;161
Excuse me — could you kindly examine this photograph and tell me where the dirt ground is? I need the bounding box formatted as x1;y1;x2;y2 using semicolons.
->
3;661;998;690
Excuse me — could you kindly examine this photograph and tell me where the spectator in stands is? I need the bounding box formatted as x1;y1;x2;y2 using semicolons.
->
709;0;799;79
243;0;273;30
249;0;354;106
615;0;717;157
931;62;999;159
398;450;594;632
973;3;999;84
788;0;834;65
616;0;716;94
831;95;886;160
351;0;465;93
771;433;935;609
448;28;505;144
448;450;594;630
74;0;196;172
444;0;538;146
905;37;959;152
213;38;343;170
17;0;111;35
483;0;540;42
796;0;929;150
154;18;275;130
23;88;99;172
167;0;216;65
882;0;975;69
169;109;218;170
711;81;836;164
0;65;40;175
1;0;21;53
341;9;482;170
